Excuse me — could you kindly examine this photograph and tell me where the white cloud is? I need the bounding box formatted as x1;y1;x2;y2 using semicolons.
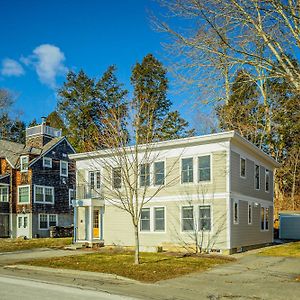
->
1;58;25;77
22;44;67;88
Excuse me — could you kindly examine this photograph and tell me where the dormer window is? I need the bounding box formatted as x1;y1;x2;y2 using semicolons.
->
20;156;29;172
43;157;52;168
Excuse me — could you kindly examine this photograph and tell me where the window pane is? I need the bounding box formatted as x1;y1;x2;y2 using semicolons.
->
140;208;150;231
182;206;194;231
154;207;165;231
35;186;44;202
140;164;150;187
255;165;260;189
18;216;22;228
261;207;265;230
198;156;211;182
233;201;238;224
49;215;57;227
113;167;122;189
96;171;101;189
199;206;211;231
19;187;29;203
240;158;246;177
45;188;53;203
248;204;252;224
265;170;270;191
181;158;193;183
265;208;269;230
24;217;28;228
40;214;48;229
154;162;165;185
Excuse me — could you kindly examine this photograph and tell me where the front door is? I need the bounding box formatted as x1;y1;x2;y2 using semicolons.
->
93;209;99;239
17;214;30;238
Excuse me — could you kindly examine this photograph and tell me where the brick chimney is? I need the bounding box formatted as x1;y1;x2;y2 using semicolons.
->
25;117;62;149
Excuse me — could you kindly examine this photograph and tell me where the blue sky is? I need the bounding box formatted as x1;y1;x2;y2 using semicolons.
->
0;0;191;124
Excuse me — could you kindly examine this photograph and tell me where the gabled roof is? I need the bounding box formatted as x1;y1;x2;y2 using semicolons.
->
0;136;75;168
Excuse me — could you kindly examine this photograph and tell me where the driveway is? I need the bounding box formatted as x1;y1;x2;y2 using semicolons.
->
0;251;299;300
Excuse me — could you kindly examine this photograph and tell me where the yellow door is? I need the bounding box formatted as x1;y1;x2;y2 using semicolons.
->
93;210;99;238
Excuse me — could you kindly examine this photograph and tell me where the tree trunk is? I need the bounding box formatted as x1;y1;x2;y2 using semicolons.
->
134;224;140;265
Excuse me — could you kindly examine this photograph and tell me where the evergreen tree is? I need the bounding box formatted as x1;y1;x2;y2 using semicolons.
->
10;120;26;143
131;54;193;143
58;70;104;152
216;70;264;147
28;118;38;127
47;111;68;136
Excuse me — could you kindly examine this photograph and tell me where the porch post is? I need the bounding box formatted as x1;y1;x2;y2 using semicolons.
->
89;205;93;243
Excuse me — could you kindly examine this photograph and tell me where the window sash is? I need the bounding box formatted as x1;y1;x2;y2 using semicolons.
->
49;214;57;227
182;206;194;231
255;165;260;189
60;161;68;177
43;157;52;168
90;171;101;189
181;158;193;183
265;170;270;192
248;203;252;224
39;214;48;229
154;207;165;231
112;167;122;189
35;186;54;203
20;156;29;171
240;158;246;177
140;208;150;231
198;156;211;182
0;187;8;202
199;206;211;231
140;164;150;187
233;201;239;224
154;162;165;186
19;186;30;203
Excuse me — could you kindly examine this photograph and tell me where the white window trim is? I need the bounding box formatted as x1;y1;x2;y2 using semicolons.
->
17;185;31;204
260;206;270;232
89;170;101;190
20;155;29;173
0;186;9;202
197;154;212;184
265;169;270;193
43;157;52;168
139;163;151;188
240;156;246;179
254;164;260;190
60;160;69;177
140;206;166;233
180;204;213;233
38;213;58;230
233;199;239;225
69;189;75;206
34;185;55;204
198;204;212;232
180;156;195;185
153;160;166;187
248;202;252;225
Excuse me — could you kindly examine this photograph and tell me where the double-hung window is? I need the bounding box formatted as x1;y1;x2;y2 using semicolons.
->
233;200;239;224
69;189;76;206
34;185;54;204
18;186;30;203
199;205;211;231
154;207;165;231
0;186;8;202
265;169;270;192
261;207;269;231
181;158;193;183
240;157;246;178
20;156;29;172
39;214;57;229
43;157;52;168
140;163;150;187
90;171;101;190
112;167;122;189
182;206;194;231
255;164;260;190
154;161;165;186
140;208;150;231
60;161;68;177
198;155;211;182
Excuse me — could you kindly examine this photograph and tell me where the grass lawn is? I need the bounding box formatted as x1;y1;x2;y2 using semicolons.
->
259;242;300;258
0;238;72;253
22;251;233;282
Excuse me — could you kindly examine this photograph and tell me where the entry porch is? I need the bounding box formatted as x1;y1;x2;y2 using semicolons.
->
72;198;104;246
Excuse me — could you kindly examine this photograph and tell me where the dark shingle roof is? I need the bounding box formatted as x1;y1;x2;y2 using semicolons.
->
0;137;65;168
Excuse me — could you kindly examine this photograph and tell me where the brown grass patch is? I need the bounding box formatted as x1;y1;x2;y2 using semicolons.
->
22;251;232;282
259;242;300;258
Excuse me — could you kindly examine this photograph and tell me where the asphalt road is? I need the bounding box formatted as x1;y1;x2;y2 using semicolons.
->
0;275;136;300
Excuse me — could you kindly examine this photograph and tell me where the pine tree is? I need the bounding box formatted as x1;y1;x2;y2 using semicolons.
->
47;111;68;137
131;54;194;143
